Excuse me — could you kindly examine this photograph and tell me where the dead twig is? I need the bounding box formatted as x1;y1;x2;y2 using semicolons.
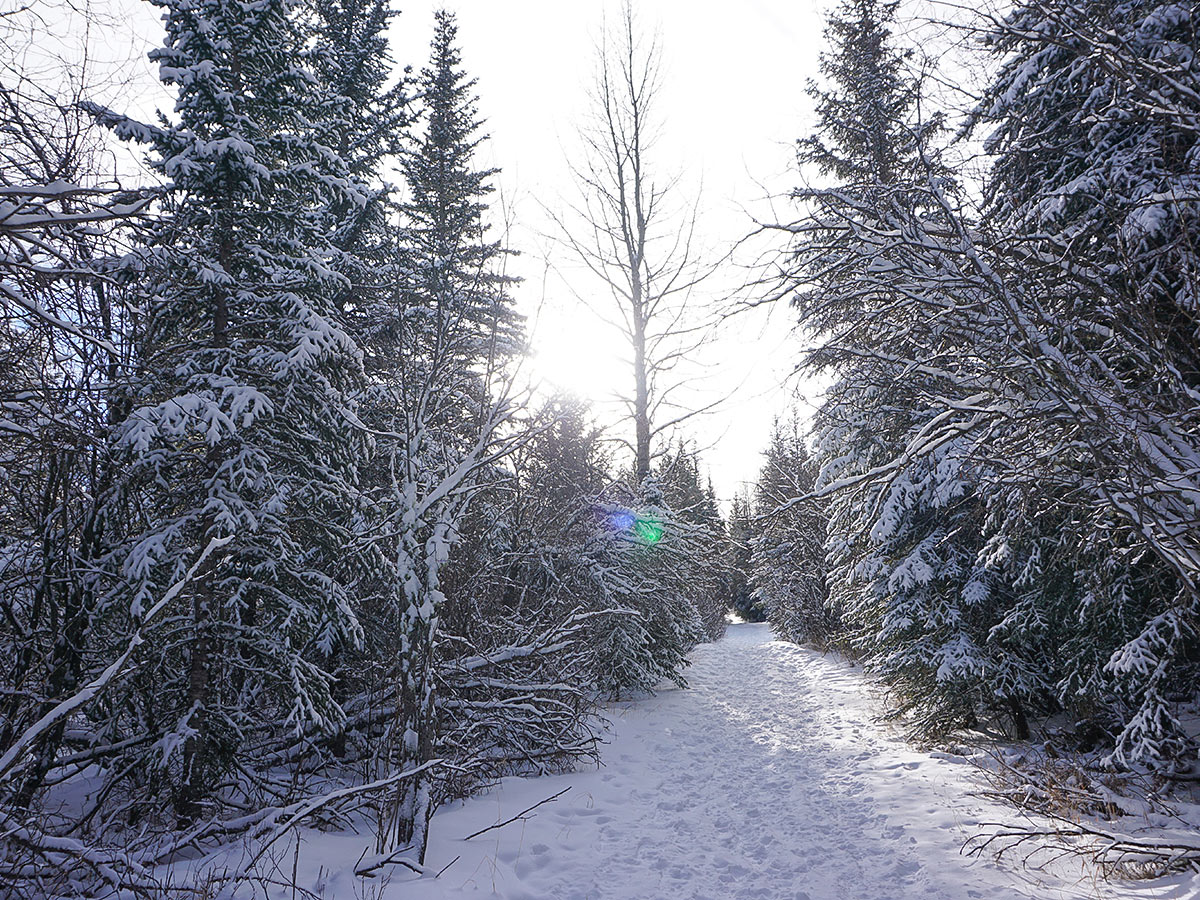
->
462;786;572;841
965;809;1200;878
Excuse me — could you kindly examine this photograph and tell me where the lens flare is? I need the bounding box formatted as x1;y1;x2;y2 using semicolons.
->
604;507;662;545
633;517;663;544
609;510;636;532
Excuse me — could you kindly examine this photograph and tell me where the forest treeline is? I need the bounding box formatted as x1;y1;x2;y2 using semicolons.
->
745;0;1200;775
0;4;727;894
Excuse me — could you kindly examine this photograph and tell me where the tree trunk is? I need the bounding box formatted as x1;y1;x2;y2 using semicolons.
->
379;526;441;864
632;283;650;482
178;285;229;825
1007;695;1031;741
383;624;436;862
177;584;213;825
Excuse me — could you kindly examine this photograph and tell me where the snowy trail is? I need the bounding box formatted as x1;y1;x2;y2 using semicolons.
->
308;625;1176;899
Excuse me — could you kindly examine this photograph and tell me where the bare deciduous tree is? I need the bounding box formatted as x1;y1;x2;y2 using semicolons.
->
552;2;716;482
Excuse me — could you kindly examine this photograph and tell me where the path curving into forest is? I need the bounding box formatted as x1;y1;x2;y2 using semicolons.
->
357;625;1153;899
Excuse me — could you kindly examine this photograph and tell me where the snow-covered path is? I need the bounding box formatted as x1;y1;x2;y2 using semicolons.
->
318;625;1170;899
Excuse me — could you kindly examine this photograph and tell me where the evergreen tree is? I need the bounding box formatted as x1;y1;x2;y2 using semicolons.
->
573;451;731;699
727;490;763;622
965;0;1200;764
799;0;918;187
655;443;729;641
395;10;521;366
752;416;829;645
599;472;706;694
780;0;1045;740
96;0;369;821
310;0;409;315
304;0;408;751
772;0;1200;761
361;10;523;863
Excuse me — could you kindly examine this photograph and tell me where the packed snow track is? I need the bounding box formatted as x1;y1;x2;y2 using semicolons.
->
309;624;1159;899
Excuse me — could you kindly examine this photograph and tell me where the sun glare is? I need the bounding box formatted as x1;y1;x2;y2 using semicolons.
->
530;308;628;403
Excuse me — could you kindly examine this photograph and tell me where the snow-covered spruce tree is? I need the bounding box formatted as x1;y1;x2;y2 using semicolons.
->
592;445;736;698
779;0;1048;740
302;0;409;758
359;10;523;865
788;0;970;689
310;0;408;315
727;490;763;622
94;0;369;824
820;391;1051;740
589;472;705;698
751;415;830;647
655;443;729;642
962;0;1200;764
771;0;1200;758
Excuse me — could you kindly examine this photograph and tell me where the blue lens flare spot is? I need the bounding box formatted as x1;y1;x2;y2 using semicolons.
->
610;510;636;532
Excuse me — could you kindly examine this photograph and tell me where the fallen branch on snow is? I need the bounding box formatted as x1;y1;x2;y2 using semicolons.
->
964;750;1200;879
463;786;572;841
965;809;1200;878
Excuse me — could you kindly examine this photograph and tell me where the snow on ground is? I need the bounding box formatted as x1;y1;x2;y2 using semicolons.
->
261;624;1199;899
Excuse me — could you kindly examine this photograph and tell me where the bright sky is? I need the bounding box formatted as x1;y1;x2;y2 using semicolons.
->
386;1;831;503
42;0;834;505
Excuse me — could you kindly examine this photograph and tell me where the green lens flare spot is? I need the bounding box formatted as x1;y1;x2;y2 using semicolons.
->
634;517;662;544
